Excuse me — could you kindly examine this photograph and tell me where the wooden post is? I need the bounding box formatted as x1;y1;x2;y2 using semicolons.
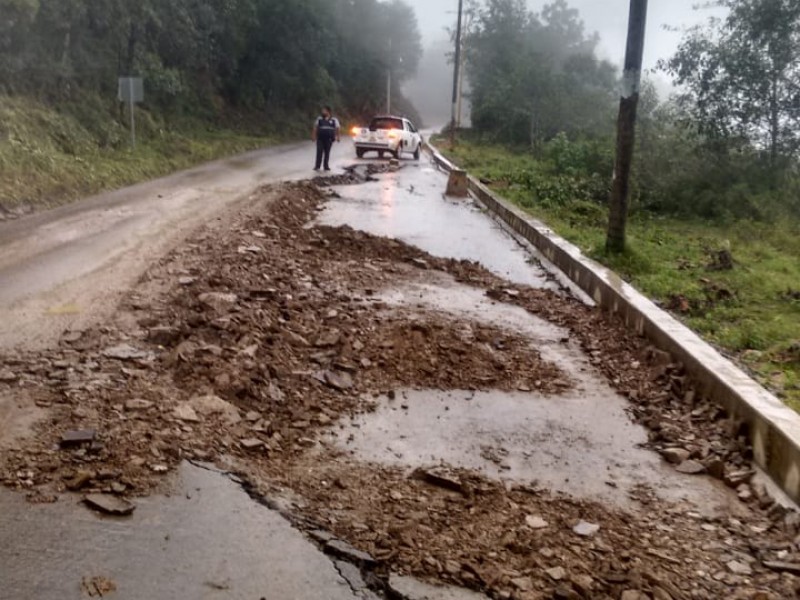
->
606;0;648;253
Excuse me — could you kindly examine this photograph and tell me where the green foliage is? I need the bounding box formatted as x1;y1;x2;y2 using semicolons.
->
661;0;800;164
439;138;800;409
0;0;423;121
0;95;271;212
466;0;617;147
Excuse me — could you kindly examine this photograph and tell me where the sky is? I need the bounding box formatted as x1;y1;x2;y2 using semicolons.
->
407;0;727;72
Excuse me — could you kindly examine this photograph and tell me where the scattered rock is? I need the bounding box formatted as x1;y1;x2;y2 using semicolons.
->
705;457;725;480
726;560;753;576
660;447;690;465
412;467;468;495
324;539;376;567
309;529;335;543
322;370;354;391
102;344;152;361
81;576;117;598
675;460;706;475
651;587;673;600
84;493;135;516
546;567;567;581
511;576;534;591
620;592;649;600
60;429;97;448
525;515;549;529
762;560;800;575
410;258;430;270
66;469;96;491
240;438;265;450
198;292;238;312
173;404;200;422
0;369;18;382
147;326;181;346
189;394;240;424
570;574;593;596
573;521;600;537
125;399;154;411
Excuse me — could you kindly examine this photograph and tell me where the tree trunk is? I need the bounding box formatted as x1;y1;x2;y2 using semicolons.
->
769;69;779;169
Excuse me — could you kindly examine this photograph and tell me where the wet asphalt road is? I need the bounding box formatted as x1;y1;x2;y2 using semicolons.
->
0;143;744;599
0;141;351;350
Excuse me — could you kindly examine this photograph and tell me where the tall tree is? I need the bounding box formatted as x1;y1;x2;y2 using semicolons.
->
663;0;800;166
466;0;617;147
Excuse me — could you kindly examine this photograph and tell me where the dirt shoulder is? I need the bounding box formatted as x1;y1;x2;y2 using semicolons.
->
1;181;798;599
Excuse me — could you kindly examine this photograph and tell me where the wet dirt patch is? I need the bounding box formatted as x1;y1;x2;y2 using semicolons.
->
313;163;397;186
330;388;735;511
0;182;568;498
317;164;561;290
0;180;798;599
248;453;793;600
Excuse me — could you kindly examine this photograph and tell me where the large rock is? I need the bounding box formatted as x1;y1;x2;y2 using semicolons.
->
102;344;153;361
84;493;135;516
572;521;600;537
198;292;239;313
189;394;241;424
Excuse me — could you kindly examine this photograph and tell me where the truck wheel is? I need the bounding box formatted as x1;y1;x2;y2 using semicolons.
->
356;148;365;158
394;148;402;160
413;144;421;160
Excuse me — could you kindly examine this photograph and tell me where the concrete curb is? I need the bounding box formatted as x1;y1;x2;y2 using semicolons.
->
426;142;800;504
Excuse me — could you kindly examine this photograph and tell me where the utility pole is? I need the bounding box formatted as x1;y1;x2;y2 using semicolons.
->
387;68;392;114
387;38;392;114
449;0;464;145
606;0;648;253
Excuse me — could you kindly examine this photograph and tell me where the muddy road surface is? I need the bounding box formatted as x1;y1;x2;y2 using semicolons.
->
0;141;350;351
1;156;799;600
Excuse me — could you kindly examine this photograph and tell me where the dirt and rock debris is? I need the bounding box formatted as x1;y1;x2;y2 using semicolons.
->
1;180;799;599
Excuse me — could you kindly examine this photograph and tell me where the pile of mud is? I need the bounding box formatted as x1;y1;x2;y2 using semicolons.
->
1;181;798;599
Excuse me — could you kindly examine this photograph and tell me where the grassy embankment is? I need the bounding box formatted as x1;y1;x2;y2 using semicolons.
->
0;95;288;215
438;138;800;410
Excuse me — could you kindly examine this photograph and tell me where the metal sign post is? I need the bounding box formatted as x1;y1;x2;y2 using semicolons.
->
118;77;144;149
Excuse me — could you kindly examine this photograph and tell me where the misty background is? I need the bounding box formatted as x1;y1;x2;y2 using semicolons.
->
404;0;728;127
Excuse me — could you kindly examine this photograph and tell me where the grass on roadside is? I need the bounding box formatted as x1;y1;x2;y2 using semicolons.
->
438;137;800;410
0;95;276;213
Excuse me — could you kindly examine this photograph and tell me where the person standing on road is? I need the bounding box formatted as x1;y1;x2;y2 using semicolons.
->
312;105;341;171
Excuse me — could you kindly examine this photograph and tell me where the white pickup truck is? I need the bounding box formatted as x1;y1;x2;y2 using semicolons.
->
351;115;423;160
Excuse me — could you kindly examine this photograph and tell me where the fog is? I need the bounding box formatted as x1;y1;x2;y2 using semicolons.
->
403;0;728;127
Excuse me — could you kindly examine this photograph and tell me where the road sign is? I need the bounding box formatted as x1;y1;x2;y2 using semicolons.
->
118;77;144;149
118;77;144;104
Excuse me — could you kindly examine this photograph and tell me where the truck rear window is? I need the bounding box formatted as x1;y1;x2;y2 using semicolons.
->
369;118;404;131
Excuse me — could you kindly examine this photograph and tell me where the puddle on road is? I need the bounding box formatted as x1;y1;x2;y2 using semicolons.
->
316;163;559;291
330;277;741;515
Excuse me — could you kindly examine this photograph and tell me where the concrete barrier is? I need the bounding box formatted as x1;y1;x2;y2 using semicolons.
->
445;169;469;197
427;143;800;504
